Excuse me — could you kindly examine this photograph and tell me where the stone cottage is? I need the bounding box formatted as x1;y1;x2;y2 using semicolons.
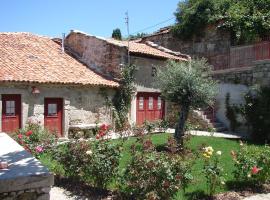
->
0;32;118;137
64;30;189;125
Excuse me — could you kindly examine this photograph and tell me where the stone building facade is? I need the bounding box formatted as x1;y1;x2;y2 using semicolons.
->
65;31;189;125
0;32;118;137
140;25;231;71
141;26;270;133
0;83;114;137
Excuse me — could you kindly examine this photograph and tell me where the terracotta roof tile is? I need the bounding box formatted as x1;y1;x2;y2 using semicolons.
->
106;38;187;61
0;32;118;87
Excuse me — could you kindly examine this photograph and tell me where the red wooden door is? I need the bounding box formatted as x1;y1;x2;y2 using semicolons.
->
2;94;21;133
44;98;63;137
136;93;165;125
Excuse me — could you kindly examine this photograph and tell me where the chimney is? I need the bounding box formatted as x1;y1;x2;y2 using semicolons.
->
62;33;65;53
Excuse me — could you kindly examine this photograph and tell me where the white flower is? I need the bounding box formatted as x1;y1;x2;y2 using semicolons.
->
204;146;214;153
221;181;225;185
216;151;222;156
86;150;92;155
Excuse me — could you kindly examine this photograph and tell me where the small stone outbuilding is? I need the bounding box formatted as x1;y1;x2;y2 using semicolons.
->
0;32;118;137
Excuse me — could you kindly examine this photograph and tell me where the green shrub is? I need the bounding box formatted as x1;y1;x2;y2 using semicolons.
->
120;139;193;200
201;146;224;196
240;87;270;142
13;121;57;157
56;124;122;188
83;140;122;188
232;144;270;184
39;152;65;176
55;141;89;178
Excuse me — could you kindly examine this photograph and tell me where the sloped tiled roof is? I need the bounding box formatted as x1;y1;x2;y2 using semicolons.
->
106;38;187;61
0;32;118;87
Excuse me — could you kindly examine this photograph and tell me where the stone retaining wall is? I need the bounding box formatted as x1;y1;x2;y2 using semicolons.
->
213;60;270;86
0;133;54;200
0;187;51;200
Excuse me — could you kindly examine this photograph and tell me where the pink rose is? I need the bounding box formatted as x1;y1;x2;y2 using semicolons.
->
35;146;43;153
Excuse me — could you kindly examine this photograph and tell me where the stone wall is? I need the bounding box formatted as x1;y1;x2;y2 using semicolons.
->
131;55;166;91
0;83;115;137
0;133;53;200
213;60;270;86
141;25;231;70
65;31;127;78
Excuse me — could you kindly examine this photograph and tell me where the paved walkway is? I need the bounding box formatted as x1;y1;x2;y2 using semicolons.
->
244;193;270;200
50;186;85;200
167;129;246;139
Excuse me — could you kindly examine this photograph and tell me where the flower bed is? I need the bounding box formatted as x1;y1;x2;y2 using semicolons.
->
12;122;270;200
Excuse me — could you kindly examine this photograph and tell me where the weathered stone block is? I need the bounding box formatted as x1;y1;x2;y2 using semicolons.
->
17;192;37;200
37;193;50;200
0;133;54;195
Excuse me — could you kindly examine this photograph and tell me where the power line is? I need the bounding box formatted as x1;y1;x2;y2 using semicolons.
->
129;17;175;35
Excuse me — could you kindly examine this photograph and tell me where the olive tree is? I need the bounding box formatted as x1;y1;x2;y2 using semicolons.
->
156;59;217;144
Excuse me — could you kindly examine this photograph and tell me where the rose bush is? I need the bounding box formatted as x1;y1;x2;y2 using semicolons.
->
120;138;193;200
56;124;122;188
14;120;57;157
232;143;270;184
202;146;224;196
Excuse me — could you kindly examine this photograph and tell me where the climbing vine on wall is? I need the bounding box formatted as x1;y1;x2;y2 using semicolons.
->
112;64;136;131
101;64;136;131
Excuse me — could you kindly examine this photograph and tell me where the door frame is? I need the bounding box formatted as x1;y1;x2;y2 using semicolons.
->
136;92;165;125
1;94;22;133
44;98;63;137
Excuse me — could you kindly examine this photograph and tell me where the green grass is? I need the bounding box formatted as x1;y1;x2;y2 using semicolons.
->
40;133;265;199
115;133;265;199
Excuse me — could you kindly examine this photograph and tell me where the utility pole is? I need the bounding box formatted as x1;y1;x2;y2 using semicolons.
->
125;11;130;66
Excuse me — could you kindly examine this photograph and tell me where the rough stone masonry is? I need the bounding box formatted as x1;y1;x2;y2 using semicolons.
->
0;133;54;200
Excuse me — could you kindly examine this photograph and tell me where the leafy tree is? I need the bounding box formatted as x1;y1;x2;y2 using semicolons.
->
112;28;122;40
173;0;270;44
156;59;217;144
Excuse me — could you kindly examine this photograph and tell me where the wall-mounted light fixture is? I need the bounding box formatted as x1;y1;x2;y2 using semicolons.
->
31;86;40;94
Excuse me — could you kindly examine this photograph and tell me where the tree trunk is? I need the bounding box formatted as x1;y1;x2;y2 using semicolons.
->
174;104;190;145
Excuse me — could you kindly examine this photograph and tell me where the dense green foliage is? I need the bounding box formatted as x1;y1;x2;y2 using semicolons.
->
112;28;122;40
232;144;270;184
173;0;270;44
13;121;57;158
55;140;122;188
225;93;240;132
239;87;270;142
38;132;268;199
120;139;193;200
156;59;217;143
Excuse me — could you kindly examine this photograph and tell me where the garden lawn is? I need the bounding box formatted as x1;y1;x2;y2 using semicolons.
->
116;133;265;199
40;133;265;199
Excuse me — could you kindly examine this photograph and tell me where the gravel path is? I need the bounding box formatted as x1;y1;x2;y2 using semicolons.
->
50;186;87;200
243;193;270;200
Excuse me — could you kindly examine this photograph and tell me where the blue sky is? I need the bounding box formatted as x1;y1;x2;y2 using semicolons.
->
0;0;180;38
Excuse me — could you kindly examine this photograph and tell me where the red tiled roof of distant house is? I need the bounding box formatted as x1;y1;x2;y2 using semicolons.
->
106;38;188;61
0;32;118;87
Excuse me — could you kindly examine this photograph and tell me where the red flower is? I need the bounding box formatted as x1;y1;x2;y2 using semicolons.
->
100;124;107;131
25;130;33;136
251;166;260;175
96;135;100;140
163;180;170;189
18;134;23;139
